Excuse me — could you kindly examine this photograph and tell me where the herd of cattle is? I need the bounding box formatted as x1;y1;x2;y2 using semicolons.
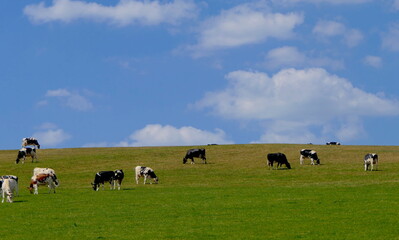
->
0;138;380;203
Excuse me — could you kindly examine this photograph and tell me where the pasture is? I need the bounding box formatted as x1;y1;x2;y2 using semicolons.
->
1;144;399;239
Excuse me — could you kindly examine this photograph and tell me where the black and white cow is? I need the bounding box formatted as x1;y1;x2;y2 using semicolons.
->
16;147;37;164
300;149;320;165
135;166;158;184
267;153;291;169
326;141;340;145
364;153;378;171
22;137;40;149
183;148;207;164
113;170;124;190
91;171;115;191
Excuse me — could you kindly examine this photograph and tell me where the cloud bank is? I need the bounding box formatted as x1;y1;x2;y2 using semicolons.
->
195;68;399;143
24;0;198;26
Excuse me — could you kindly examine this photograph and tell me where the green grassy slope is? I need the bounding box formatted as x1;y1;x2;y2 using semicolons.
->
1;144;398;239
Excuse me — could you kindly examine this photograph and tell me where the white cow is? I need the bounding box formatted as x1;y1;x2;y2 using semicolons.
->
2;178;18;203
135;166;158;184
364;153;378;171
0;175;19;197
29;173;59;194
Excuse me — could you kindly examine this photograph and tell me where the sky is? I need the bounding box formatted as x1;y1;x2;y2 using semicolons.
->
2;0;399;149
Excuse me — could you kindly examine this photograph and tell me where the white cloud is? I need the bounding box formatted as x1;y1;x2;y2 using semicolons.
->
195;68;399;142
24;0;198;26
188;2;303;56
33;123;71;147
44;88;93;111
363;55;382;68
313;20;363;47
264;46;344;70
394;0;399;10
123;124;233;147
382;23;399;51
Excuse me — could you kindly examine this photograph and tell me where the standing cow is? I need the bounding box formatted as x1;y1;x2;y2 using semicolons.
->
300;149;320;165
16;147;37;164
113;170;124;190
183;148;207;164
267;153;291;169
91;171;115;191
0;175;19;197
364;153;378;171
135;166;158;184
22;137;40;149
2;178;18;203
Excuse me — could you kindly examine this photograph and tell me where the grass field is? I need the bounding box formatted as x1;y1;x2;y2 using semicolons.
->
1;144;399;240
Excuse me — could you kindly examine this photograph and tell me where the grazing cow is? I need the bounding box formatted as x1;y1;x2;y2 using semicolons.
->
28;173;59;194
16;147;37;164
135;166;158;184
364;153;378;171
0;175;19;197
300;149;320;165
326;141;340;145
91;171;115;191
22;137;40;149
267;153;291;169
2;178;18;203
183;148;207;164
113;170;124;190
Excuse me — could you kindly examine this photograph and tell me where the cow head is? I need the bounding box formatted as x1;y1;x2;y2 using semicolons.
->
183;158;187;164
91;183;99;191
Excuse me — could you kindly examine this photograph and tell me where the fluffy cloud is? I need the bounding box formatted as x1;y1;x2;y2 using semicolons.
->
195;68;399;142
313;20;363;47
189;2;303;55
264;46;344;70
45;88;93;111
382;23;399;51
124;124;233;146
33;123;71;147
24;0;198;26
363;55;382;68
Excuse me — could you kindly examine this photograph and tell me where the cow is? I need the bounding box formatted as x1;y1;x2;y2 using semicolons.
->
33;167;56;176
113;170;124;190
364;153;378;171
300;149;320;165
16;147;37;164
135;166;158;184
2;178;18;203
267;153;291;169
326;141;340;145
91;171;115;191
28;173;59;194
183;148;207;164
0;175;19;197
22;137;40;149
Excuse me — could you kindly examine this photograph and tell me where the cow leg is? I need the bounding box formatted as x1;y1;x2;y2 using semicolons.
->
143;175;147;184
34;185;38;194
136;176;139;184
370;162;374;171
300;156;304;165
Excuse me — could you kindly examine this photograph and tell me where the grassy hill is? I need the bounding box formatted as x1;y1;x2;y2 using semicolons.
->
1;144;399;239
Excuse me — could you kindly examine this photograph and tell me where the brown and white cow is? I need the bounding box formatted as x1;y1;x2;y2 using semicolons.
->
28;173;59;194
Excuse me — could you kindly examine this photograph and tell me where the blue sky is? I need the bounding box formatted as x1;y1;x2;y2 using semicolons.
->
2;0;399;149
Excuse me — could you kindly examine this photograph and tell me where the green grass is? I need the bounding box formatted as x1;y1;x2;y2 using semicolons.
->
1;144;399;239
